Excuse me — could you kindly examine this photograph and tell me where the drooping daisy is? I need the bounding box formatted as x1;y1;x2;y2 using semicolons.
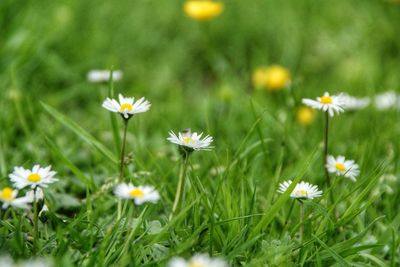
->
102;94;151;119
9;165;58;189
0;187;32;209
277;180;322;199
167;130;213;152
341;94;370;111
302;92;345;117
87;69;123;83
167;254;228;267
114;183;160;205
326;155;360;182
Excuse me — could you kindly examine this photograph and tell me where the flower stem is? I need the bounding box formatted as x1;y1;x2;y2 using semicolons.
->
299;201;304;242
323;112;330;187
170;153;190;220
33;187;39;255
117;119;129;220
119;119;129;182
323;113;336;206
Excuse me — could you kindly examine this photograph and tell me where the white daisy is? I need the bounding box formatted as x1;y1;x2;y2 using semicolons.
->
102;94;151;119
374;91;397;111
0;187;32;209
167;254;228;267
341;94;370;110
167;130;214;151
87;69;123;83
302;92;345;117
326;155;360;182
114;183;160;205
9;165;58;189
277;180;322;199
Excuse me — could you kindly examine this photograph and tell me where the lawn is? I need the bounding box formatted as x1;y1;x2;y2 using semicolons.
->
1;0;400;266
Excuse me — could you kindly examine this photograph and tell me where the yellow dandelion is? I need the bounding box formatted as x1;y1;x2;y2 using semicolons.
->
252;65;291;91
183;1;224;21
296;106;315;126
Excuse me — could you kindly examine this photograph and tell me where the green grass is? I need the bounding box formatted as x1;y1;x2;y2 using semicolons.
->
1;0;400;266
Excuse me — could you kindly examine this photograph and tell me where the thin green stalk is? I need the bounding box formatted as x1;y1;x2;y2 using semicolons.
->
33;187;39;255
323;112;330;187
119;120;129;182
299;200;304;243
323;112;335;206
118;119;129;220
170;153;190;220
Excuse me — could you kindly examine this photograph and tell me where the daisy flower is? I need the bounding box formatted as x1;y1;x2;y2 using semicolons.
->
302;92;345;117
9;165;58;189
102;94;151;119
0;187;32;209
341;94;370;110
277;180;322;199
114;183;160;205
167;130;214;152
326;155;360;182
167;254;228;267
87;69;123;83
374;91;397;111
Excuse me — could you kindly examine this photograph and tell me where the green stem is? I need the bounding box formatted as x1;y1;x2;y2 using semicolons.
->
119;120;129;182
170;153;190;220
299;201;304;242
33;187;38;255
323;113;335;206
118;119;129;220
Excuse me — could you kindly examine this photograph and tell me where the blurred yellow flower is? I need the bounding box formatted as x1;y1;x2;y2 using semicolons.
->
183;1;224;21
296;106;315;126
252;65;291;91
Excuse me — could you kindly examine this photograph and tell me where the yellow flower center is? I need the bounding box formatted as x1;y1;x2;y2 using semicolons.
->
295;189;308;197
129;188;144;198
335;163;346;172
27;173;41;183
0;187;14;201
120;103;133;112
183;137;191;144
320;95;333;104
189;262;204;267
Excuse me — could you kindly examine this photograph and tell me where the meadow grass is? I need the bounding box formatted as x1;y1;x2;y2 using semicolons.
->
1;0;400;266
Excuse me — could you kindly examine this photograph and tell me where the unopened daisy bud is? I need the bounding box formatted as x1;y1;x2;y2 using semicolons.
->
302;92;345;117
0;187;32;209
114;183;160;205
183;1;224;21
102;94;151;120
326;155;360;182
277;180;322;200
296;106;315;126
168;254;229;267
87;70;123;83
9;165;58;190
252;65;291;91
